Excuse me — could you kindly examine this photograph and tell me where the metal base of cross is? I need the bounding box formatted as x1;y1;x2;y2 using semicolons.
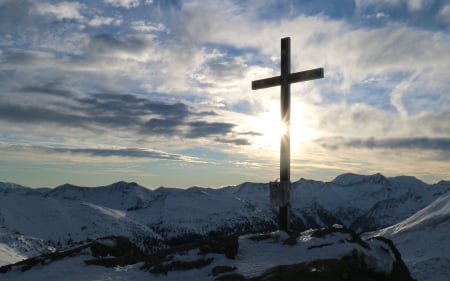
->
279;205;289;232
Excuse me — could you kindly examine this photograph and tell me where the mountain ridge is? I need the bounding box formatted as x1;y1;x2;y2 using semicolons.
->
1;172;449;280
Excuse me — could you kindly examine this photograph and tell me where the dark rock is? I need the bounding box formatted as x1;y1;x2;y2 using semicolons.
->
248;233;274;241
283;236;297;245
90;236;146;260
0;264;11;274
199;235;239;259
212;265;237;276
371;236;415;281
310;226;370;249
247;250;416;281
215;273;246;281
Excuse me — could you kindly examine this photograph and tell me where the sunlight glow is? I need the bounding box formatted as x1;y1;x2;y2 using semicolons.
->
251;101;317;152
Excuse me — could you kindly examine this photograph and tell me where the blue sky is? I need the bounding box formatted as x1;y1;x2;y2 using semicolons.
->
1;0;449;188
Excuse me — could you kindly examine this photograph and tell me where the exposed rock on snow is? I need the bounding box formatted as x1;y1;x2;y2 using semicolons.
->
0;227;416;281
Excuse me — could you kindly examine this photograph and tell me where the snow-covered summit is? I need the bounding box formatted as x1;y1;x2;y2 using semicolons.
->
47;181;154;211
331;172;390;186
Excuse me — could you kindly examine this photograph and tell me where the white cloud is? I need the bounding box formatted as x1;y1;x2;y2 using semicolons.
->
439;4;450;24
131;21;167;33
366;12;389;19
34;1;85;21
88;16;122;27
103;0;140;9
389;72;419;118
407;0;423;12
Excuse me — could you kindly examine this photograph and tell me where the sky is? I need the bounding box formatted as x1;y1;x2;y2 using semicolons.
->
0;0;449;188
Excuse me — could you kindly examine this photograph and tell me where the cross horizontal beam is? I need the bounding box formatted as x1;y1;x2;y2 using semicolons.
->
251;68;324;90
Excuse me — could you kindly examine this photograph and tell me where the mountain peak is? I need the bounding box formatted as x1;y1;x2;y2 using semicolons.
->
331;173;389;186
105;181;141;190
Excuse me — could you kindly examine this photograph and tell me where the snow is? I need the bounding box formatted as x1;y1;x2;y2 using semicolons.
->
233;230;396;277
1;229;400;281
0;242;26;266
0;174;449;280
368;193;450;281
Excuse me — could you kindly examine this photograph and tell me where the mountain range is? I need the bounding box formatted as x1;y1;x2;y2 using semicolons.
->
0;173;449;280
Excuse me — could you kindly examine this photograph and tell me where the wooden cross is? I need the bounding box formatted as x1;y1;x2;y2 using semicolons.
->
252;37;324;232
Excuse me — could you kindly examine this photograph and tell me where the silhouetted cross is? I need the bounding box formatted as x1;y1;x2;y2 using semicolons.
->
252;37;324;231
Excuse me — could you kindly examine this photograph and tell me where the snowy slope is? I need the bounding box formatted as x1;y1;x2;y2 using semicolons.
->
368;193;450;281
0;228;55;266
0;189;161;266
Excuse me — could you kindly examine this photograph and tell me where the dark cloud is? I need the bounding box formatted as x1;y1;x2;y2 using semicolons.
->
317;136;450;152
0;103;85;126
87;34;148;54
78;93;190;119
0;0;34;34
239;131;263;137
185;121;235;138
48;147;190;161
18;82;77;98
141;117;183;135
2;143;192;161
214;137;251;146
0;88;241;144
2;49;46;65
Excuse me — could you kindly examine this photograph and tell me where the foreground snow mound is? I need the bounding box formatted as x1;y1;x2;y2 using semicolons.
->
1;226;415;281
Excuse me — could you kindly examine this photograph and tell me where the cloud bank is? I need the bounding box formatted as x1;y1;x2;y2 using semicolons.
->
0;0;449;186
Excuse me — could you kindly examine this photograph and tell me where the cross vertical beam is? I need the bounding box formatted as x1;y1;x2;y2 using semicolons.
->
251;37;324;232
279;37;291;232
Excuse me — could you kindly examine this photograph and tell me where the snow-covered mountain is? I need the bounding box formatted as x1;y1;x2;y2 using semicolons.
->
369;193;450;281
0;173;449;280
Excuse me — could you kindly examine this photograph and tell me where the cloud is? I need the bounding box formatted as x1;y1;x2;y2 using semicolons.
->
103;0;140;9
34;1;85;21
0;86;241;143
48;147;194;161
439;4;450;24
0;142;197;162
1;0;450;185
214;137;251;146
185;121;236;138
389;72;419;118
87;34;148;54
317;136;450;153
88;16;123;27
17;82;77;98
0;0;34;34
407;0;424;12
2;49;54;65
177;1;450;96
131;21;167;33
0;103;85;126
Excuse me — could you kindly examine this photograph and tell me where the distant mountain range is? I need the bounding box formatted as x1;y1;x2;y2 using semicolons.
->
1;173;449;280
